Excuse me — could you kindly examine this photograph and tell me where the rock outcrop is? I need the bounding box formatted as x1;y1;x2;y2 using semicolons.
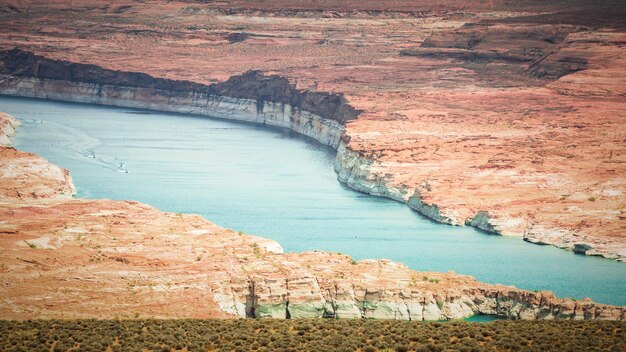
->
421;24;573;52
0;49;359;149
0;114;75;201
0;112;19;146
334;142;462;225
0;1;624;263
2;46;624;261
399;23;594;82
0;112;623;321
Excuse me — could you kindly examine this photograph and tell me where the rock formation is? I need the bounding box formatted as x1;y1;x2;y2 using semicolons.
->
0;112;19;146
0;113;75;201
0;112;623;321
0;0;624;262
0;49;358;149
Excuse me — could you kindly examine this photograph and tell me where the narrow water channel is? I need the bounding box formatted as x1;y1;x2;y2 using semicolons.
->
3;96;624;306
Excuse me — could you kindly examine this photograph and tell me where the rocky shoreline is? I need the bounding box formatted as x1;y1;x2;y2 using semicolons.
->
2;49;623;261
0;111;20;146
0;49;358;149
0;112;624;320
0;49;468;227
0;50;482;232
335;142;462;226
335;143;570;237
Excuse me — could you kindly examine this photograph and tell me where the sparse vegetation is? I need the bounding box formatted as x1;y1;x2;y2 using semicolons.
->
252;243;262;258
0;319;622;352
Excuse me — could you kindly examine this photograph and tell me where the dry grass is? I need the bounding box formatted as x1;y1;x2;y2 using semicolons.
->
0;319;623;352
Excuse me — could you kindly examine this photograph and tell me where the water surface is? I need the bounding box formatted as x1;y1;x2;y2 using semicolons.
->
463;315;506;323
3;96;624;306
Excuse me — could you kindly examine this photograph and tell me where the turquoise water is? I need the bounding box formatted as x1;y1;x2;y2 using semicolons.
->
463;315;506;323
2;96;624;306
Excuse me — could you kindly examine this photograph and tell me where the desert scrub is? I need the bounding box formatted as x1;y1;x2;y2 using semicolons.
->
0;319;623;351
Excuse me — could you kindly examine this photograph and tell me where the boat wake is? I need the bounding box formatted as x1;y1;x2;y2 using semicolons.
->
23;119;130;173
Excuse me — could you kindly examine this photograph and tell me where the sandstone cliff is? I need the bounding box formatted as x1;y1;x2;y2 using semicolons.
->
0;2;624;263
2;47;359;124
0;49;356;149
0;112;623;321
347;29;626;261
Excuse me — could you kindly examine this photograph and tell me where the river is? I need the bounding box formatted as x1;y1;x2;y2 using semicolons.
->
3;95;624;306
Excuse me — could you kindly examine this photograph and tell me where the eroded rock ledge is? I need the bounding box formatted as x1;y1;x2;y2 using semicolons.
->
0;49;359;149
0;49;624;262
0;112;623;321
0;49;473;231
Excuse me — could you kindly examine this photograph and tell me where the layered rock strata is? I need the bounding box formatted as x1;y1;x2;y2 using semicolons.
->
402;24;580;69
334;142;463;226
0;0;625;265
0;112;624;321
1;45;624;261
337;28;626;261
0;49;359;149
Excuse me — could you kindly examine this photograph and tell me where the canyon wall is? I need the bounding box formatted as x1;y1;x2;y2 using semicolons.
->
334;142;463;226
1;49;624;262
225;254;625;321
0;71;624;320
1;114;623;320
0;49;359;149
0;51;492;234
